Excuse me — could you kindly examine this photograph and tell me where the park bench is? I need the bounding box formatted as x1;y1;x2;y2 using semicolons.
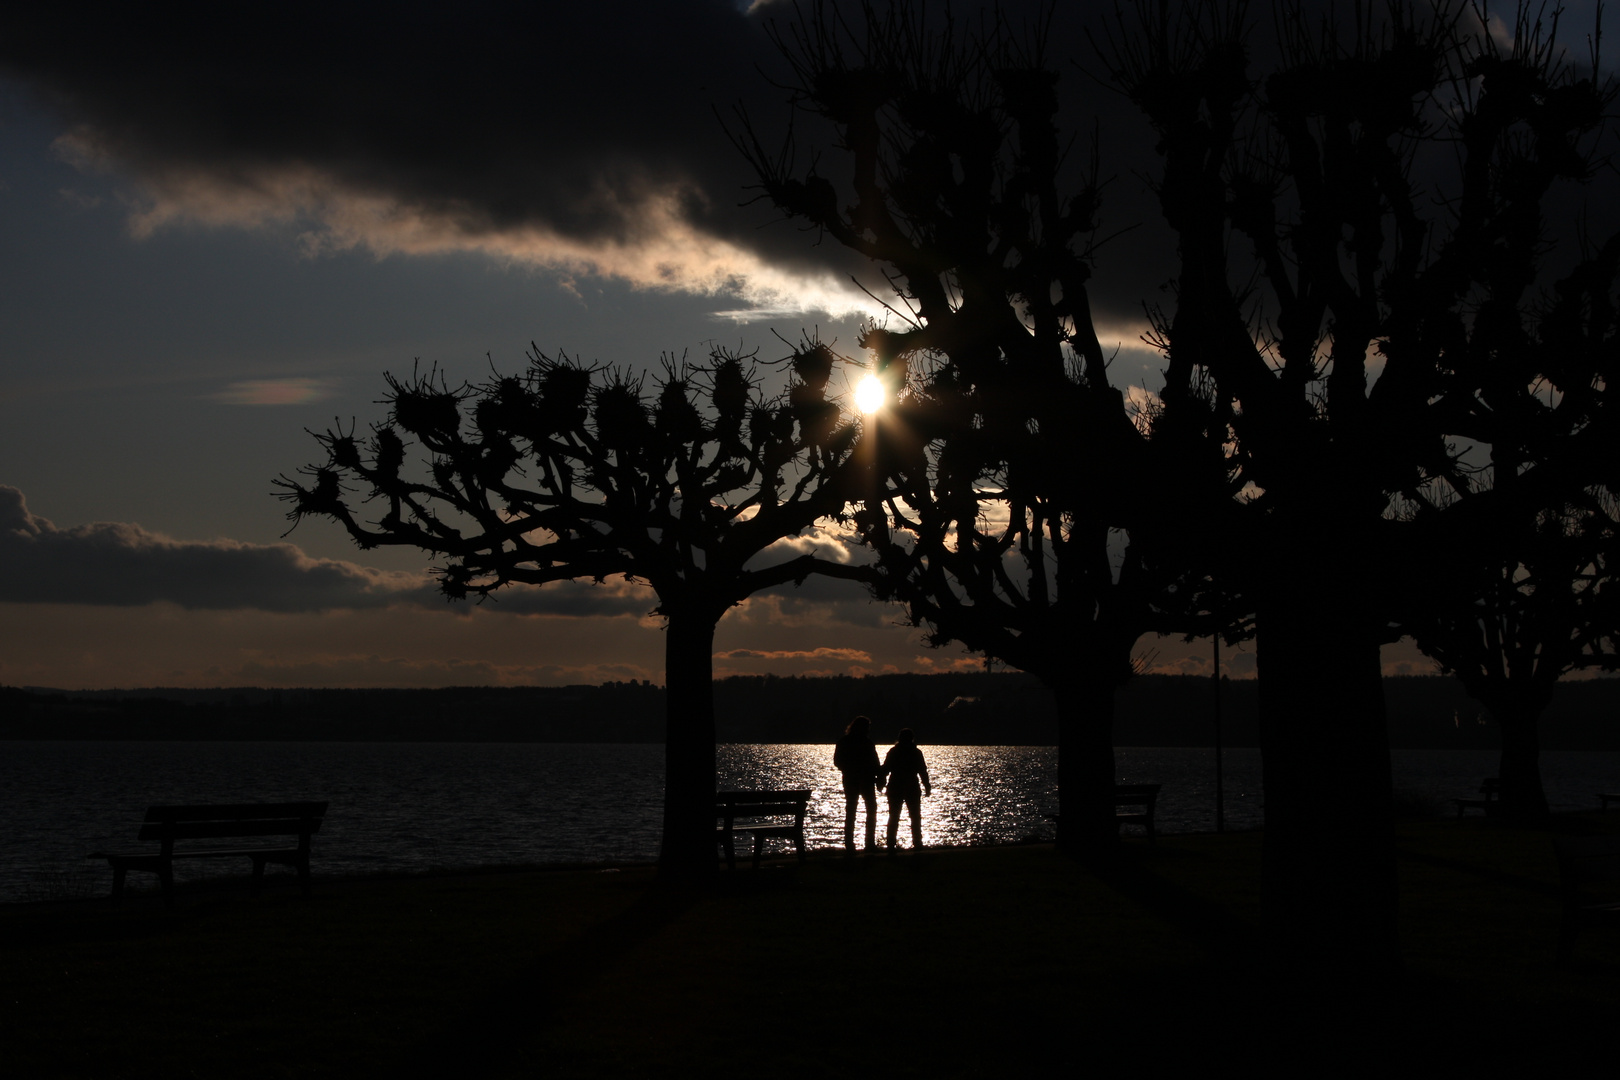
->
1597;792;1620;812
1113;784;1162;841
1453;778;1500;818
716;790;810;869
87;802;328;907
1044;784;1164;842
1553;835;1620;963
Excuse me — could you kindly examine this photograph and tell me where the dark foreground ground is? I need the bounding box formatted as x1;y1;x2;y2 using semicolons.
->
5;815;1619;1078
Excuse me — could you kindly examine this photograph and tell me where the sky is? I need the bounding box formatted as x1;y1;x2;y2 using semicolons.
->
7;0;1605;691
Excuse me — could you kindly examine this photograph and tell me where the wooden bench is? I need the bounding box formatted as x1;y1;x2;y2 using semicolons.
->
87;802;328;907
1113;784;1162;842
716;790;810;869
1044;784;1164;842
1554;835;1620;963
1453;778;1500;817
1597;792;1620;812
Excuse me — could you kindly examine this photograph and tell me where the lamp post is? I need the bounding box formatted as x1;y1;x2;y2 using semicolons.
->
1213;606;1225;834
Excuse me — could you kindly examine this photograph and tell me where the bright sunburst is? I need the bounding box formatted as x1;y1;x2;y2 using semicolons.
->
855;373;887;414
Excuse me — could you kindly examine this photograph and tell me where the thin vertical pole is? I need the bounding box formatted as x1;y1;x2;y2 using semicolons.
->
1213;621;1225;834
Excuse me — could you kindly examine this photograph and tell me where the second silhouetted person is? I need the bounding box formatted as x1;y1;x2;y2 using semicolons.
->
882;728;931;851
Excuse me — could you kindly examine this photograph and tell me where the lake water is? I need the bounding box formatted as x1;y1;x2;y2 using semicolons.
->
4;741;1618;903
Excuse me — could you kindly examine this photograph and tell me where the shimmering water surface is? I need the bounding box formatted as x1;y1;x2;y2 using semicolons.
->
3;741;1617;903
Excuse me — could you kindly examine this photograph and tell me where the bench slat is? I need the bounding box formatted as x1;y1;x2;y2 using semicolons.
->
716;790;810;805
139;819;323;842
716;803;806;818
144;802;328;822
98;847;305;861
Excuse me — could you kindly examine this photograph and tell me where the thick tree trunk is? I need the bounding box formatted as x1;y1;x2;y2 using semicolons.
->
1050;677;1119;860
1257;570;1399;977
660;611;718;878
1494;704;1550;820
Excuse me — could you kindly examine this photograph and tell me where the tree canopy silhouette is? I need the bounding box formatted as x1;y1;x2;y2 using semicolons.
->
1404;233;1620;819
735;1;1237;855
276;344;867;874
1106;0;1615;969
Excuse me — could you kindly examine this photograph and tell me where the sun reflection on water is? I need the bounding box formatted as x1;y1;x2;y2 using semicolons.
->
718;744;1062;849
15;741;1615;902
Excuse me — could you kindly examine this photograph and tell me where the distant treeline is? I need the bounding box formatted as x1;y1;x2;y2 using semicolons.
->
3;673;1618;749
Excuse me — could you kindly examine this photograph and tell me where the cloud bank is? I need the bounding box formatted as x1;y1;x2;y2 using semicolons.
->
0;485;651;617
3;2;884;318
0;2;1168;323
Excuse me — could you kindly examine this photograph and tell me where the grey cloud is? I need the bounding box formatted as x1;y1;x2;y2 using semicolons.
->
0;486;651;617
462;579;654;620
0;4;850;283
10;4;1600;339
0;1;1162;322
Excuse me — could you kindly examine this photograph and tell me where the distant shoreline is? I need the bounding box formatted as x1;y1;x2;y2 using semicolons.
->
7;672;1620;750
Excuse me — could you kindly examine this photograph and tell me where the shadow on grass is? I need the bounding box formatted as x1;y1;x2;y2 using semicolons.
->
410;874;711;1073
1092;846;1265;974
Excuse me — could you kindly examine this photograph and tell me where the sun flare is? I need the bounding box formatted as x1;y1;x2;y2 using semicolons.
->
855;373;887;414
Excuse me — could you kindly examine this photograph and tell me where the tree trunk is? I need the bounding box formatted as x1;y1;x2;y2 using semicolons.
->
1494;703;1551;820
1050;676;1119;860
1257;566;1399;978
660;610;718;878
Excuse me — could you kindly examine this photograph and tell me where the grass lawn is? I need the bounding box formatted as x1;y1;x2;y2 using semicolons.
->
5;815;1618;1078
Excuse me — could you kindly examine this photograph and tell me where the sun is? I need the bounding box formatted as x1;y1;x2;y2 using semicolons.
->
855;373;887;414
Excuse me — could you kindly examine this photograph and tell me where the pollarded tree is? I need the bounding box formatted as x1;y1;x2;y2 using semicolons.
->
276;343;868;875
1405;232;1620;819
734;2;1237;854
1105;0;1612;969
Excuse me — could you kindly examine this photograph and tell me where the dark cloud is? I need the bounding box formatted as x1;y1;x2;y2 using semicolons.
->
2;2;766;233
0;3;847;292
6;3;1609;338
0;486;650;617
0;1;1163;322
464;579;654;620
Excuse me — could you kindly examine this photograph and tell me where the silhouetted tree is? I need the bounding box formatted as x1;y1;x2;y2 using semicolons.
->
277;344;866;875
735;2;1235;855
1405;233;1620;818
1105;0;1612;969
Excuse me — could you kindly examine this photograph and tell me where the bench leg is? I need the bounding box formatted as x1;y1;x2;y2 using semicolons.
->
158;863;175;909
752;834;765;870
297;853;312;897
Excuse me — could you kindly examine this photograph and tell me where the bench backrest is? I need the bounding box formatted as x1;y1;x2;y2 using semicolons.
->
138;802;328;850
716;790;811;824
1480;778;1501;797
1113;784;1161;808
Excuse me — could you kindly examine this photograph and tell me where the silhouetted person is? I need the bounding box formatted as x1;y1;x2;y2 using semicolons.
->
834;715;883;853
882;728;931;851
